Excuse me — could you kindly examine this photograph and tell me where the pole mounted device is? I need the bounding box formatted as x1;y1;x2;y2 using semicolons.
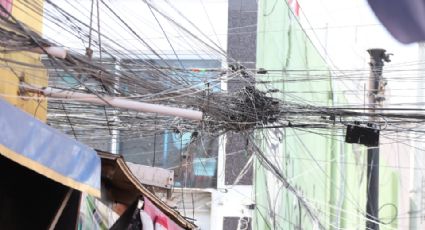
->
366;48;391;230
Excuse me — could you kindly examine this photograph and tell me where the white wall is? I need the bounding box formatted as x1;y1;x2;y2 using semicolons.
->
298;0;418;105
210;186;253;230
170;186;253;230
43;0;228;60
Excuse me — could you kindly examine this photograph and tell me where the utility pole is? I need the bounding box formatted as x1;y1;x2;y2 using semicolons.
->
366;48;391;230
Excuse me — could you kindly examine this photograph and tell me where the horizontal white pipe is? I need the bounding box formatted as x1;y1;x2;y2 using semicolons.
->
46;87;203;120
23;85;203;120
30;46;67;59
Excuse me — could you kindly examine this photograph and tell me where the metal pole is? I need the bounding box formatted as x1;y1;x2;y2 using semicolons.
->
111;59;120;154
366;48;390;230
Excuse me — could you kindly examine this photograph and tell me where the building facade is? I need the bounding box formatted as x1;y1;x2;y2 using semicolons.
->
255;1;400;229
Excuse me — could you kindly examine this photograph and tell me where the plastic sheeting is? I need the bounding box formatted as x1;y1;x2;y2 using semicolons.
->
78;195;118;230
0;98;101;197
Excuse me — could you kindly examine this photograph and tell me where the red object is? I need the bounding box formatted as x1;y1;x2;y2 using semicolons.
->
288;0;300;17
0;0;13;18
143;198;184;230
155;216;168;230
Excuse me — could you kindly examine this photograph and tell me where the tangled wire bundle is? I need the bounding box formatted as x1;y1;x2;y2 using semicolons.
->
202;86;281;132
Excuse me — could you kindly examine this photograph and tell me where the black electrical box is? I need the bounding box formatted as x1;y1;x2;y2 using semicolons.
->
345;124;379;147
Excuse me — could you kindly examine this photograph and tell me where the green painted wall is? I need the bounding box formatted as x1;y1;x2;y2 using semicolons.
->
254;1;400;229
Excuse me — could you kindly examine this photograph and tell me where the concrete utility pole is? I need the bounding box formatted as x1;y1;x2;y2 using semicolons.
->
366;48;391;230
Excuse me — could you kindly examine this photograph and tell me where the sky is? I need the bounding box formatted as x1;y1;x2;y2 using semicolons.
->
299;0;419;69
43;0;228;60
298;0;423;107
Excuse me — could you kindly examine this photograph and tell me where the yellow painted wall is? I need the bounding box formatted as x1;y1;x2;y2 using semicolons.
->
0;0;47;121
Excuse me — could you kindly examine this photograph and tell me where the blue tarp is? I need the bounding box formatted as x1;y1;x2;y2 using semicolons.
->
0;98;101;197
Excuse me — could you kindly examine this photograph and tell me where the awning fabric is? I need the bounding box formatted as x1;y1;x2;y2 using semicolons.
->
0;99;100;197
